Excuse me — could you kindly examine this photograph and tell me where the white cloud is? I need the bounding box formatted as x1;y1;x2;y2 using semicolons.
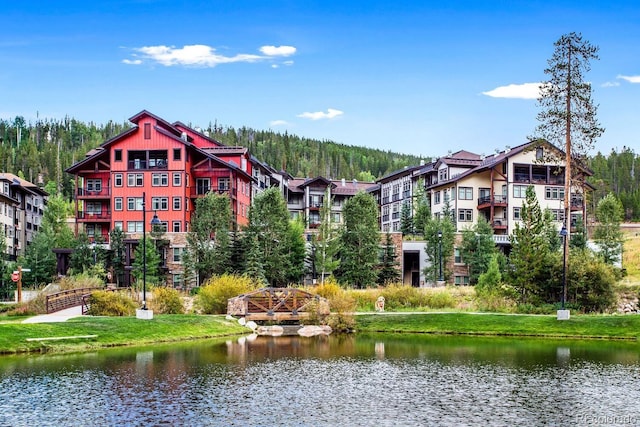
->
482;82;543;99
260;45;296;56
618;75;640;83
270;120;289;126
126;44;296;68
297;108;344;120
602;81;620;87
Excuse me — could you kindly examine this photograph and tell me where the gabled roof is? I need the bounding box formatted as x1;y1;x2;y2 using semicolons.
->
287;176;376;196
0;173;48;197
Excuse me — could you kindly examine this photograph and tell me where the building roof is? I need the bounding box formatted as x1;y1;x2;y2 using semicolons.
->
287;176;376;196
0;173;47;196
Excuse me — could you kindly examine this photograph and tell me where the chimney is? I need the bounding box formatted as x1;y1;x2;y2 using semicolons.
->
181;132;188;141
341;178;346;187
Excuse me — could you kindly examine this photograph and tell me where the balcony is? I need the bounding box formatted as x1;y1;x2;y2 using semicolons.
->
478;195;507;209
190;186;236;198
570;196;584;211
78;210;112;221
77;188;111;198
492;218;508;230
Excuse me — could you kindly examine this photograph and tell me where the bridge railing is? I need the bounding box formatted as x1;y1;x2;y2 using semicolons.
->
45;287;102;314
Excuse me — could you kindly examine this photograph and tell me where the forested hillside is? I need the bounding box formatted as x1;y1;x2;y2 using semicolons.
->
0;115;638;220
0;116;424;197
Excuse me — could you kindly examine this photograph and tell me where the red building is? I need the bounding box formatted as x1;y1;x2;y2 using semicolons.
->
66;110;254;286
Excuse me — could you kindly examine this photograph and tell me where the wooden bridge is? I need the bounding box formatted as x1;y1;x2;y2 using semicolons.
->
45;287;104;314
227;288;329;322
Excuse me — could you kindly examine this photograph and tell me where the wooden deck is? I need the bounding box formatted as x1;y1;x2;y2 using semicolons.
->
227;288;329;322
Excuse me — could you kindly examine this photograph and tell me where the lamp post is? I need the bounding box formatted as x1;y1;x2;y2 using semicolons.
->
140;192;162;314
437;230;443;283
311;244;317;285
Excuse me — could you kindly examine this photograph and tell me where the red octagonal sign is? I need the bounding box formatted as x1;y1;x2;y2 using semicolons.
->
11;272;19;282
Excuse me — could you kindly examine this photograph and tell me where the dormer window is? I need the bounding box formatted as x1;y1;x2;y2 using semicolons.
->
439;168;448;182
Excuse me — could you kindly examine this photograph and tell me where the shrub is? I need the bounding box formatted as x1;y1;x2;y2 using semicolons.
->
423;289;456;309
381;283;423;309
313;278;343;300
196;274;259;314
87;290;136;316
345;289;377;311
326;293;357;332
569;249;617;313
57;273;105;291
151;287;185;314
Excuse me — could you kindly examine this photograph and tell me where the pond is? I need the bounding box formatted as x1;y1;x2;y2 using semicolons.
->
0;334;639;426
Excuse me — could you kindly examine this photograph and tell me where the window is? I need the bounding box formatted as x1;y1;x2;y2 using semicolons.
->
196;178;210;195
513;185;528;198
458;187;473;200
86;202;102;213
545;186;564;200
439;168;448;182
114;150;122;162
434;191;441;204
173;247;184;263
173;148;181;161
127;221;143;233
550;209;565;222
114;173;123;187
173;173;181;187
172;274;183;288
144;123;151;139
114;197;123;211
392;184;400;201
382;187;390;204
152;173;169;186
173;197;181;211
114;221;123;230
513;207;521;220
536;147;544;160
332;212;341;223
152;197;169;211
172;221;181;233
454;248;462;264
455;276;470;285
458;209;473;222
218;177;230;191
128;173;144;187
444;189;450;202
127;197;143;211
382;205;390;222
403;181;411;198
86;179;101;192
392;203;400;219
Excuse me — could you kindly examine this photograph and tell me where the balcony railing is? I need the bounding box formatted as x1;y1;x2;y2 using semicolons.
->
128;159;168;170
77;188;111;197
78;210;112;220
190;187;236;198
478;195;507;206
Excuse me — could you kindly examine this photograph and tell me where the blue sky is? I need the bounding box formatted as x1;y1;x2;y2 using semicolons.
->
2;1;639;159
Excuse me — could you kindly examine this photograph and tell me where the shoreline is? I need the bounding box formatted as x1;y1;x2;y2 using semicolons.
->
1;311;639;356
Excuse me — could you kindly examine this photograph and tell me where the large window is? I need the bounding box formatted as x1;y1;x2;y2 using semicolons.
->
127;221;143;233
173;247;184;263
152;173;169;187
434;191;441;204
127;197;143;211
458;209;473;222
458;187;473;200
513;185;528;198
545;186;564;200
127;173;144;187
439;168;448;182
152;197;169;211
86;202;102;213
218;177;230;191
86;179;101;192
196;178;210;195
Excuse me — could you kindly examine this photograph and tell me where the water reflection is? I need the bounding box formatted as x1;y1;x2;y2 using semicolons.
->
0;335;639;426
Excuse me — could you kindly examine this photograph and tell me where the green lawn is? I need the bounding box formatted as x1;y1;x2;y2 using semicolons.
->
355;312;640;340
0;314;247;355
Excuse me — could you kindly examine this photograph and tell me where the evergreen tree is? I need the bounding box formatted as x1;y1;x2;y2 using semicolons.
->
245;187;299;286
335;192;380;288
109;228;126;285
183;192;232;285
377;232;401;285
284;218;307;284
593;193;624;265
412;185;430;236
313;188;340;283
400;201;414;236
508;186;553;303
131;236;162;287
69;233;95;274
459;217;497;285
244;234;267;285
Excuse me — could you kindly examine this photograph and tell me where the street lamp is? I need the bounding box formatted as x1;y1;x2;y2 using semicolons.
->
311;244;317;285
559;226;568;310
437;230;443;283
141;192;162;312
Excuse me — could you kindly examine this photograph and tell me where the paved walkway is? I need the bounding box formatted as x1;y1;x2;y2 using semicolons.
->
22;306;84;324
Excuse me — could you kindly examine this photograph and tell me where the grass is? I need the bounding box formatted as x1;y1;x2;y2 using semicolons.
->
0;314;247;355
355;312;640;340
623;233;640;284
